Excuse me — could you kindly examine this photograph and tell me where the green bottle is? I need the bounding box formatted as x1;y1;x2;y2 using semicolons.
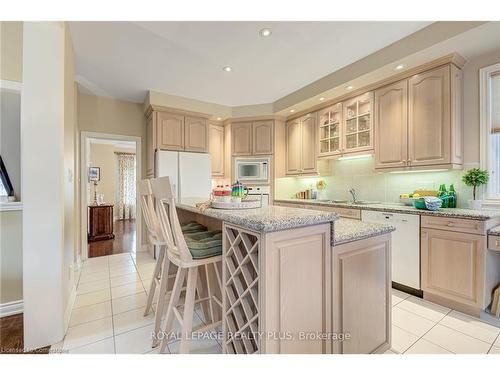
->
448;184;457;208
438;184;448;208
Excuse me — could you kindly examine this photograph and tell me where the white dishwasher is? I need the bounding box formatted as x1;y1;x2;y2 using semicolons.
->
361;210;421;290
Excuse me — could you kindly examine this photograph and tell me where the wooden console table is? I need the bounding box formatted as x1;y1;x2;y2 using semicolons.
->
88;204;115;242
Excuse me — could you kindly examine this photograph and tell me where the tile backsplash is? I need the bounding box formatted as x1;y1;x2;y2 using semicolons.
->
275;157;473;208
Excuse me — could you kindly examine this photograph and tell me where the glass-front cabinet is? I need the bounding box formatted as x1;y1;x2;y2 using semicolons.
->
317;92;373;158
318;103;343;157
343;92;373;153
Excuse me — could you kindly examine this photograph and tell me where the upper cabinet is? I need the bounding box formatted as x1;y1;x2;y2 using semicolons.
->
286;113;317;176
253;120;274;155
231;122;253;156
150;109;209;154
318;103;343;157
317;93;373;158
374;80;408;169
343;92;374;154
185;116;208;152
374;64;463;171
231;120;274;156
209;123;225;177
157;112;184;151
146;114;156;178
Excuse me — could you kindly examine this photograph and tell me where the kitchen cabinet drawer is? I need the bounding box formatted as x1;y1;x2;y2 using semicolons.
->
421;216;485;235
488;235;500;252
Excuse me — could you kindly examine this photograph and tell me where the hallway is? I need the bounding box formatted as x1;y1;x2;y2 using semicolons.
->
88;219;136;258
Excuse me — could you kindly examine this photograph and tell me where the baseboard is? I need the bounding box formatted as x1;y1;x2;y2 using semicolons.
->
63;284;77;334
0;299;23;318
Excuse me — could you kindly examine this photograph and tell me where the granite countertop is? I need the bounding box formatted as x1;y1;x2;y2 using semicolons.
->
334;218;395;246
488;225;500;236
275;199;500;221
175;198;339;233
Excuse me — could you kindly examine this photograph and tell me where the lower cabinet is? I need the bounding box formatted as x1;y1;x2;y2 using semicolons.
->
421;228;485;309
332;234;392;354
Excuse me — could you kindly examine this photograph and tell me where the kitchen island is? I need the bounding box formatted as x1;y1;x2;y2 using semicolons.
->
175;198;394;354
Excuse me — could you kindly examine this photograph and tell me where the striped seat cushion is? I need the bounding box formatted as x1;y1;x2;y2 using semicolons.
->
185;230;222;259
181;221;207;234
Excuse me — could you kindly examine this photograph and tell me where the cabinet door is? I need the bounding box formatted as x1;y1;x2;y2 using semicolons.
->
157;112;184;151
343;92;373;154
231;122;252;156
301;114;317;174
421;228;485;308
408;65;451;167
374;80;408;169
252;120;274;155
184;116;208;152
209;123;224;177
146;114;155;178
285;119;302;175
318;103;342;156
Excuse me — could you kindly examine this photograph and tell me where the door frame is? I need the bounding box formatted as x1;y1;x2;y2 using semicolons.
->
80;131;142;261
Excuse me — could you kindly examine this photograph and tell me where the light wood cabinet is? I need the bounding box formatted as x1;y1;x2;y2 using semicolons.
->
374;80;408;169
408;65;451;167
209;123;224;177
184;116;208;152
318;103;343;157
252;120;273;155
231;122;253;156
157;112;184;151
374;64;463;171
285;114;317;175
421;228;485;308
332;234;391;354
343;92;374;154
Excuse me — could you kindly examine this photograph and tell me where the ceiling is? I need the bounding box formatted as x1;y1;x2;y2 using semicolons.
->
69;21;432;106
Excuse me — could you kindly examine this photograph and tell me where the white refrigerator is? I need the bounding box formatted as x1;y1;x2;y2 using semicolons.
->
155;150;212;199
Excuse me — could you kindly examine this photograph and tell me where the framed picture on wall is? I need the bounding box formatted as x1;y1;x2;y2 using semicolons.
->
88;167;100;182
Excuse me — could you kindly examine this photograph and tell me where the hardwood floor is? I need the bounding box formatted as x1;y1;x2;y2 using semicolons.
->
88;219;136;258
0;314;49;354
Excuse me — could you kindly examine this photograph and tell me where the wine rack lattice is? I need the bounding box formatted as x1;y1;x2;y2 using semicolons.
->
222;224;260;354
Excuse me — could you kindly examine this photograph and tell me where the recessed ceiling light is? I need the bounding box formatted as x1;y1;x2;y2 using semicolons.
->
222;66;232;72
319;97;325;101
290;109;295;113
345;85;354;90
395;64;405;70
216;117;222;121
259;28;272;37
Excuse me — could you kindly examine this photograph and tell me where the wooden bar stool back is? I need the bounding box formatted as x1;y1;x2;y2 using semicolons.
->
151;176;223;354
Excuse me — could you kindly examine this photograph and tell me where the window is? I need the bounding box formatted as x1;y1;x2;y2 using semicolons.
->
481;63;500;200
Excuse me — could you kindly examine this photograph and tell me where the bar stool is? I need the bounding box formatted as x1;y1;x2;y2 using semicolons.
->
151;176;223;354
140;179;209;347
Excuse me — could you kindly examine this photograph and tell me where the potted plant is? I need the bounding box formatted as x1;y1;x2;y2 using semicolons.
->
461;168;489;209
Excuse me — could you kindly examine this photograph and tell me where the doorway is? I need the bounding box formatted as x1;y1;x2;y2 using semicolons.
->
80;132;142;260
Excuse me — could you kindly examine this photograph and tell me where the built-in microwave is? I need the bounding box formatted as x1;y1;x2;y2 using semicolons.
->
234;157;270;183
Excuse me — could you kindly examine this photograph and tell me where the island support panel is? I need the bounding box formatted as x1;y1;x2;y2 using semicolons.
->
222;222;332;354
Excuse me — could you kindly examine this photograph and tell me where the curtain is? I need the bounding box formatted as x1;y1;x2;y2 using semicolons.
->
116;153;136;220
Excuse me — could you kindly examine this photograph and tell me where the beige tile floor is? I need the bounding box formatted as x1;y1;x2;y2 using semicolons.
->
59;252;500;354
61;252;221;354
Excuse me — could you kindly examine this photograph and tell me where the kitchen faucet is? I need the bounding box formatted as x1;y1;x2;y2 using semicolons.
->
349;188;358;204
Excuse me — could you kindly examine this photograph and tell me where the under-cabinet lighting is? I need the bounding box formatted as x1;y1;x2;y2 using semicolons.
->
389;169;448;174
222;66;232;72
337;154;372;161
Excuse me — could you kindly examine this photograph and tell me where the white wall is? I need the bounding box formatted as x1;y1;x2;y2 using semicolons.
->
21;22;75;350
